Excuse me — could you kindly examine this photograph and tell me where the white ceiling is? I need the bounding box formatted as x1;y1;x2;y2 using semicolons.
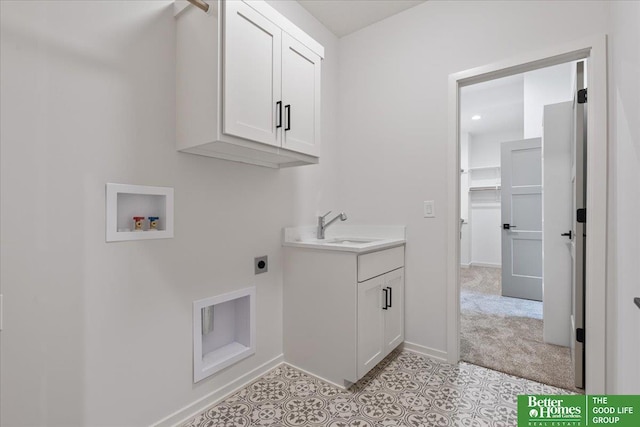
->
460;74;525;136
297;0;426;38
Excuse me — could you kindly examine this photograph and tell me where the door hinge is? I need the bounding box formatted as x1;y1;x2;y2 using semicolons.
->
577;208;586;223
577;88;587;104
576;328;585;343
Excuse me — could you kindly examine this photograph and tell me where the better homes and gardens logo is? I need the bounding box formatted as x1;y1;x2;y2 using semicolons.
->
518;395;640;426
519;395;585;426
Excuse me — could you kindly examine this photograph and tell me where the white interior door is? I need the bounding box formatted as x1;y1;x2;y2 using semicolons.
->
223;0;281;146
571;61;587;389
460;171;471;266
501;138;543;301
542;101;573;347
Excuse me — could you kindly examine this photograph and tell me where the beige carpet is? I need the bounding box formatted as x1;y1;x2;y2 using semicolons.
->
460;266;582;393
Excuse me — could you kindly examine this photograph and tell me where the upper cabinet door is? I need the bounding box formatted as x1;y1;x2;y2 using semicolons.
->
282;33;321;157
223;1;282;147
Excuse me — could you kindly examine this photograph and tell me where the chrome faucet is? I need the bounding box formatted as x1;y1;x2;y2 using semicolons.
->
317;211;348;239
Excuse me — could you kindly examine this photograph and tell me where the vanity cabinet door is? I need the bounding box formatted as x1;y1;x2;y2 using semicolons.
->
223;0;282;147
357;267;405;380
357;275;386;379
384;268;404;354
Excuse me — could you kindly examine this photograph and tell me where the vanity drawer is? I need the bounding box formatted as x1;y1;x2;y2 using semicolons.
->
357;246;404;282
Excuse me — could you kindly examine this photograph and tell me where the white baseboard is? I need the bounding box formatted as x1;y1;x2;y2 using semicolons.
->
151;354;284;427
402;341;448;363
283;361;349;390
460;263;471;269
470;262;501;269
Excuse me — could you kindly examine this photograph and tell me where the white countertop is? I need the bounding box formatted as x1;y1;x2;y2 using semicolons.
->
282;225;406;253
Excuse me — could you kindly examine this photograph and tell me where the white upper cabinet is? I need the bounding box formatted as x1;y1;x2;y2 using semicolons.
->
223;1;281;147
281;33;321;157
175;0;324;168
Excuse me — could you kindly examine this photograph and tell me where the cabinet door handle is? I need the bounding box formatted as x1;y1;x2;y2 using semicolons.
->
276;101;282;129
285;104;291;131
382;288;388;310
387;286;392;308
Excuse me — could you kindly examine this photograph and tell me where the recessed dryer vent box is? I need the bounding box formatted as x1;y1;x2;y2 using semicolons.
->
193;287;256;383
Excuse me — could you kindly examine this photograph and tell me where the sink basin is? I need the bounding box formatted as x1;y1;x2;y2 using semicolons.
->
283;226;405;253
323;238;380;245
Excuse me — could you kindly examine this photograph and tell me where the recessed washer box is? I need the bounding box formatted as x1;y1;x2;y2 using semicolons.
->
193;287;256;383
105;183;174;242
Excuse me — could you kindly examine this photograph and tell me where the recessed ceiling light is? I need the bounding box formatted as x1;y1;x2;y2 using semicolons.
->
471;115;482;121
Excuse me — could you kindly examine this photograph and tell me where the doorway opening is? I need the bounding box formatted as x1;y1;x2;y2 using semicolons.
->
458;62;582;392
446;35;608;395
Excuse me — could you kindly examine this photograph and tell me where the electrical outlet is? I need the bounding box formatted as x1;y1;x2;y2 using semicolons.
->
254;256;268;274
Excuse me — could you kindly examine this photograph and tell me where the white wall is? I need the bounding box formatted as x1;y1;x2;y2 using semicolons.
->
3;2;638;424
0;1;339;425
468;130;522;267
337;0;608;356
606;0;640;394
523;62;575;138
470;203;501;267
469;131;522;169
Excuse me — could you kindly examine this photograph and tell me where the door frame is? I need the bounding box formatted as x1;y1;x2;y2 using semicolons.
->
446;34;608;393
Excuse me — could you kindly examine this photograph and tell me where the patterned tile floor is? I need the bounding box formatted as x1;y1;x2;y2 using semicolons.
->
182;349;573;427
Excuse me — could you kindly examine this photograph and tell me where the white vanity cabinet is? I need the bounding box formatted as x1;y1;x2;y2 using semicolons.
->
283;244;405;387
175;0;323;168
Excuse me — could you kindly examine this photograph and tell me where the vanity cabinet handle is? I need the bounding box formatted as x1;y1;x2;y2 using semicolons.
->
387;286;392;308
382;288;388;310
